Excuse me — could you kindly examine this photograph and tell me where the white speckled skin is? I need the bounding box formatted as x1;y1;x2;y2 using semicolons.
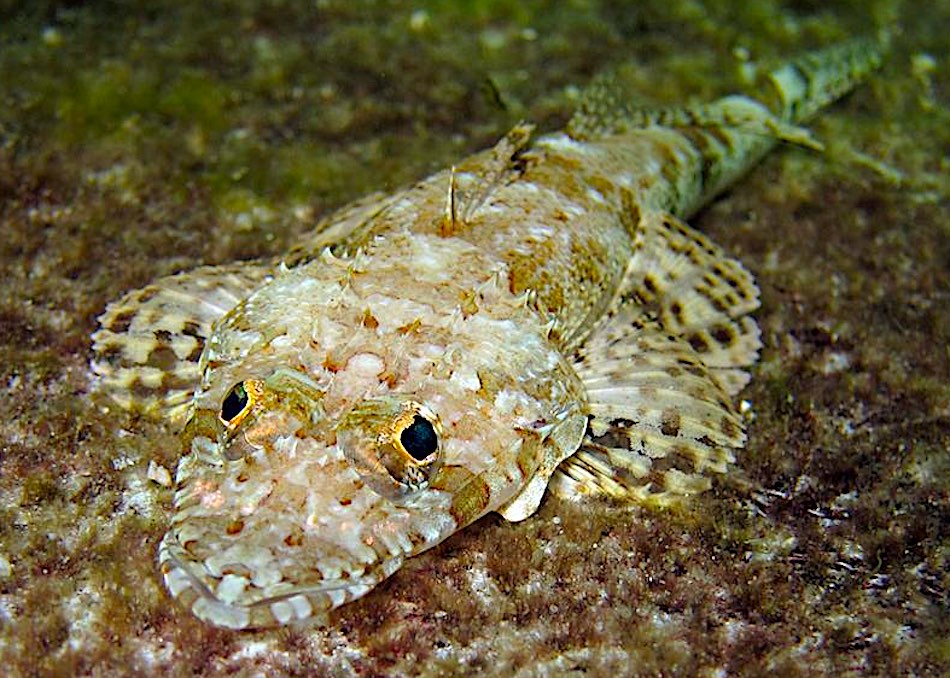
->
160;227;589;629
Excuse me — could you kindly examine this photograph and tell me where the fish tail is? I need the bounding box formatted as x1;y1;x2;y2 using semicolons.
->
764;33;888;124
683;34;888;210
564;35;886;216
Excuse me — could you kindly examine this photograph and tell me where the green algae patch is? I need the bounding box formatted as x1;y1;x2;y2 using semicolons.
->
157;71;232;134
55;62;161;145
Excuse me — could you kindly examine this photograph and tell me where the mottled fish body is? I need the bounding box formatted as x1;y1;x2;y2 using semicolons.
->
92;38;883;629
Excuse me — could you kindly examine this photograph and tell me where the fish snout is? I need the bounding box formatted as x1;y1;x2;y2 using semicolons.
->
157;523;405;629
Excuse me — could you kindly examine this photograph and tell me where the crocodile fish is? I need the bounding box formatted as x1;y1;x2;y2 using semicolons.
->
92;37;883;629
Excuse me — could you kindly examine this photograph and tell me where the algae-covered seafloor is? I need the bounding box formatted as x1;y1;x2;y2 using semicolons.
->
0;1;947;675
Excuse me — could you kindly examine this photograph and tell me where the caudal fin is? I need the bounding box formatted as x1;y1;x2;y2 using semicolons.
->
764;34;888;123
565;35;886;215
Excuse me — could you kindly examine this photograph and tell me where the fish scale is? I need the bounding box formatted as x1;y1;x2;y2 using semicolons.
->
91;36;885;629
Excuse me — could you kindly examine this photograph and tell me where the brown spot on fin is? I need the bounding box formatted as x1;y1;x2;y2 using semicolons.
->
621;210;761;395
91;262;271;426
554;302;750;507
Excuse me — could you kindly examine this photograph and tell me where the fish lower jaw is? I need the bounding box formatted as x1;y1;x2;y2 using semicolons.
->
158;533;402;630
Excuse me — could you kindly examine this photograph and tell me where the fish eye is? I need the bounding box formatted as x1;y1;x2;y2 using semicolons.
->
221;382;250;424
398;414;439;461
337;399;443;499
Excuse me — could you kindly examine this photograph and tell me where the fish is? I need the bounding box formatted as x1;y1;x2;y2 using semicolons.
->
91;36;884;629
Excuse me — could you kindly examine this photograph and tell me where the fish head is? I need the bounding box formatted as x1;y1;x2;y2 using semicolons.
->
159;252;587;629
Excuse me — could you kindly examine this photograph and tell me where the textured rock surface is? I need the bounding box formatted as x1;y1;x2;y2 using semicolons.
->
0;1;947;675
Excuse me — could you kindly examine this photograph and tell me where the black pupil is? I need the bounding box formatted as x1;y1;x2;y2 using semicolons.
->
221;384;248;421
400;415;438;460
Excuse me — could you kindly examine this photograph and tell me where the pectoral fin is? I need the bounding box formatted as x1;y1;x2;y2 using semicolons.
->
554;304;749;507
554;209;761;507
91;262;271;426
621;210;761;395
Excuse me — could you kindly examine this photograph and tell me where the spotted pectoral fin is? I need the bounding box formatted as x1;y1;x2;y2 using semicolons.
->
497;411;587;522
620;210;761;395
91;262;272;426
552;304;749;507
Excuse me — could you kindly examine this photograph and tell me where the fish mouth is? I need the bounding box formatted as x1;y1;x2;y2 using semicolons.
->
158;531;402;630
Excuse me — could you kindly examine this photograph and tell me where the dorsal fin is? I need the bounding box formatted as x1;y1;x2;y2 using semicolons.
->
567;77;821;150
444;122;534;231
566;38;885;217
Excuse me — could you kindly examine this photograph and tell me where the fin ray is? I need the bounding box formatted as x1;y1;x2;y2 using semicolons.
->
283;191;396;265
556;292;751;506
92;263;271;425
622;210;761;394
